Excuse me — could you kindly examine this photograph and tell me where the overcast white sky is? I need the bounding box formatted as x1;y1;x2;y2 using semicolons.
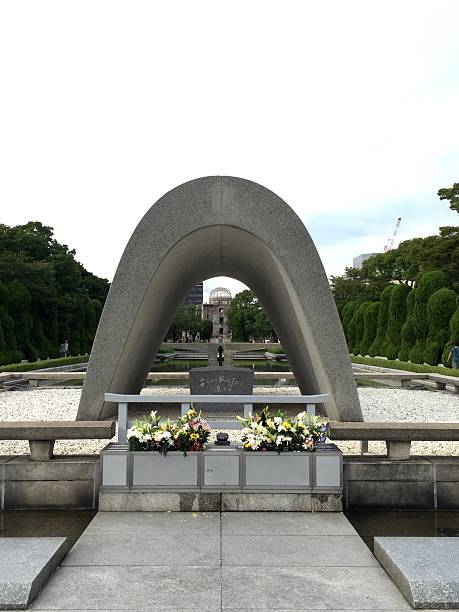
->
1;1;458;301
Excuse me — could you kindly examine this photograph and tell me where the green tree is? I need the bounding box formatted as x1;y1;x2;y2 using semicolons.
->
369;285;395;357
0;222;109;363
444;296;459;364
353;302;372;356
165;304;203;342
438;182;459;214
398;289;416;361
340;300;358;343
8;280;36;361
199;319;213;342
424;288;457;365
227;290;275;342
361;302;380;357
382;283;412;359
409;270;448;363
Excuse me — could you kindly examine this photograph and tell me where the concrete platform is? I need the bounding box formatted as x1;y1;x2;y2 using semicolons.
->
375;537;459;609
30;511;414;610
0;537;68;610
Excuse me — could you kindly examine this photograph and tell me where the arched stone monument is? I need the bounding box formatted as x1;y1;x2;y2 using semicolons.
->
78;176;362;421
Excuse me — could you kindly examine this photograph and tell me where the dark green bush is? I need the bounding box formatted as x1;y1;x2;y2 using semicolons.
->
398;289;415;361
442;295;459;365
409;271;448;363
347;316;357;353
353;302;373;356
382;284;411;360
361;302;380;357
423;288;457;365
341;301;358;343
368;285;394;357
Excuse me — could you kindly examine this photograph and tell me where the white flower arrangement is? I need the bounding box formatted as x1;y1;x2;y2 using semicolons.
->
238;407;328;453
127;407;211;456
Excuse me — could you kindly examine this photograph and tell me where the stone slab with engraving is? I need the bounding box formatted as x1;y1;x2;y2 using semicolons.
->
189;366;254;412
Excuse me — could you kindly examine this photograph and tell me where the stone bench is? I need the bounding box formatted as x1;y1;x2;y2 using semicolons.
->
329;422;459;460
427;373;459;393
0;421;116;460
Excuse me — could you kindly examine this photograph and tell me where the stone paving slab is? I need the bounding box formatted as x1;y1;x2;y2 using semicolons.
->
222;566;411;610
31;565;221;610
221;511;357;535
374;537;459;609
223;534;378;567
62;531;220;567
28;511;434;611
84;509;219;534
0;538;68;610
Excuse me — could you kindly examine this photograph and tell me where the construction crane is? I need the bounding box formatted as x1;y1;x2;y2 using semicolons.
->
384;217;402;252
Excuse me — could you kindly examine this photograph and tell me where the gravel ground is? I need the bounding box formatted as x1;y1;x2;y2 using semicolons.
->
0;386;458;456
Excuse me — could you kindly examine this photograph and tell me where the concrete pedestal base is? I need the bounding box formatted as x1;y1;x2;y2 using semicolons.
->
99;491;342;512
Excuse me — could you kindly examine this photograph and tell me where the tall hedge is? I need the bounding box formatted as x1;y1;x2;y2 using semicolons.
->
409;271;448;363
369;285;394;357
443;295;459;365
398;289;416;361
341;300;358;343
423;288;457;365
0;281;21;365
8;281;37;362
382;283;411;360
361;302;380;356
353;302;373;356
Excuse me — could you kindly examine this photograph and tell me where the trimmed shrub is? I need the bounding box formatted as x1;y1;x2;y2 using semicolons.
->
341;301;358;343
442;295;459;365
398;289;416;361
424;288;457;365
353;302;373;356
347;315;357;353
8;281;37;362
409;271;448;364
369;285;394;357
361;302;380;356
382;284;411;360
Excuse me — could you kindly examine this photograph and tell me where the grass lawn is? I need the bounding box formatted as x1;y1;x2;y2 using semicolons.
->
0;355;89;372
351;355;459;378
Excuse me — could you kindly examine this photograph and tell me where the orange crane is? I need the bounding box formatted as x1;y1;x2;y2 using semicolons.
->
384;217;402;252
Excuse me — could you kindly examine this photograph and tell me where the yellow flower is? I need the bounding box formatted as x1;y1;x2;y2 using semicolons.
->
190;433;199;440
282;422;291;429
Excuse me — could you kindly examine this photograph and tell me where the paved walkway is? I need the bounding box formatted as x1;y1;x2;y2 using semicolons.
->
30;511;423;611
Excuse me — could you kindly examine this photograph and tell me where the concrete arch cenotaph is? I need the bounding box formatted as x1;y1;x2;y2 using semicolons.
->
77;176;362;422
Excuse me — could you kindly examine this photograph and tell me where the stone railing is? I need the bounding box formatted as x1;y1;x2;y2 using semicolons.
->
0;421;116;460
329;422;459;460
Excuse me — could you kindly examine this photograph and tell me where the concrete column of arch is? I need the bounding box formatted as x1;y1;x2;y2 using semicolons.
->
77;176;362;421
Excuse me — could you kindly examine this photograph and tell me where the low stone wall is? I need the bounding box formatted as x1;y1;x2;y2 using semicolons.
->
1;454;459;510
344;456;459;510
0;455;100;510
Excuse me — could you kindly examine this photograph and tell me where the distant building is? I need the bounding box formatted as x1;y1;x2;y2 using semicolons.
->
184;282;203;305
202;287;232;339
353;253;382;269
